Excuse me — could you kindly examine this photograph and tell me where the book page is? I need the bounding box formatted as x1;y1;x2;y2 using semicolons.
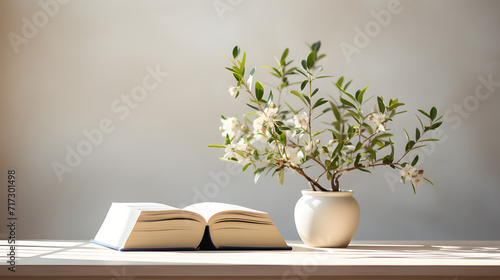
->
121;202;178;211
183;202;265;221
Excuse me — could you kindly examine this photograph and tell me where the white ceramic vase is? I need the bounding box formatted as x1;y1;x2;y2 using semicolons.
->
294;189;360;248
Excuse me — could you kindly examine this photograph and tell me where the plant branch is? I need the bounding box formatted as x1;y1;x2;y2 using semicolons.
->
289;165;328;191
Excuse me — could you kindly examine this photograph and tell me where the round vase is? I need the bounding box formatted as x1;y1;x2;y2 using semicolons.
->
294;189;360;248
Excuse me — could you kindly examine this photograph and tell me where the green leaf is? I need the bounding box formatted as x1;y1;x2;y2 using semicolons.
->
335;83;356;102
301;60;308;70
269;67;281;78
255;82;264;100
358;85;368;103
312;98;328;109
232;46;240;59
337;77;344;88
254;167;266;184
430;107;437;120
284;101;298;115
419;138;440;142
418;109;431;119
311;41;321;52
415;128;421;140
340;97;356;109
377;97;385;114
344;80;352;91
373;133;394;139
382;155;393;164
307;51;316;69
303;94;311;105
358;168;371;173
301;80;308;91
311;88;319;97
330;101;342;121
296;69;308;78
411;155;419;166
403;129;410;142
387;102;405;112
280;48;289;66
416;114;424;130
322;146;329;154
246;103;260;111
242;163;252;171
405;140;416;151
241;51;246;69
424;177;434;185
208;144;226;148
355;141;362;152
332;142;344;158
354;153;361;166
291;90;307;106
232;73;242;82
430;122;443;130
316;76;333;79
279;169;284;186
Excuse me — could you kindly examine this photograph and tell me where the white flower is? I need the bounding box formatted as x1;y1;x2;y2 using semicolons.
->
327;140;335;146
285;146;302;167
221;117;240;139
252;106;279;136
223;144;236;160
252;116;266;135
411;175;424;187
235;140;253;165
293;112;309;130
305;142;314;156
228;86;239;97
224;140;254;165
399;166;417;180
371;112;386;132
264;105;278;119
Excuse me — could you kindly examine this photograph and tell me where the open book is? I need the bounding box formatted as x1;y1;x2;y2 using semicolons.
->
91;202;291;251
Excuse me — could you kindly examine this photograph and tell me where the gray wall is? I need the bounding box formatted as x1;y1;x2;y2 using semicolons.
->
1;0;499;241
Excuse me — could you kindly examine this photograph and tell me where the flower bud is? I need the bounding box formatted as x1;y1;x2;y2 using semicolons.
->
228;87;238;97
315;139;321;144
241;125;247;131
219;126;223;131
269;103;276;108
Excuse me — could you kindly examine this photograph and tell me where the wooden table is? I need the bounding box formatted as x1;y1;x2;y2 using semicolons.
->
1;240;499;279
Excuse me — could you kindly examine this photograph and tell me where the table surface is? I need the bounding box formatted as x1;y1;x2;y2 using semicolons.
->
1;240;500;279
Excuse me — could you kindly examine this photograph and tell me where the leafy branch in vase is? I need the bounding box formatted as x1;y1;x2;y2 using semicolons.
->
209;42;443;193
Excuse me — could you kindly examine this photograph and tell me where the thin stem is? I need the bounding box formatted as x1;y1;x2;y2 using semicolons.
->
396;125;432;164
307;77;313;144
